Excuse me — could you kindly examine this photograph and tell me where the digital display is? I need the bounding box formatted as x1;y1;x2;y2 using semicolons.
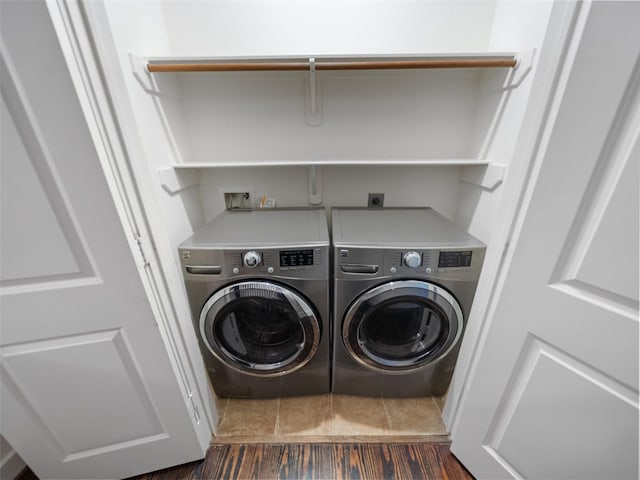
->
438;251;473;268
280;249;314;267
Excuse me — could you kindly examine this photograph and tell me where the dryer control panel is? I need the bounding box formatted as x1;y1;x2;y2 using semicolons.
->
385;248;484;277
334;247;485;281
228;247;326;278
438;251;473;268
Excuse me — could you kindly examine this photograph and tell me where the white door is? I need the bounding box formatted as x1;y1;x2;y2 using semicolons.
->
0;2;207;478
451;2;639;479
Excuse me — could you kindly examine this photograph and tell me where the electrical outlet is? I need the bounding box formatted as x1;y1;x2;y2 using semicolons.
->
368;193;385;208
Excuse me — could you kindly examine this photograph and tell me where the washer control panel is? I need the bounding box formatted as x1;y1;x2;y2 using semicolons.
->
180;246;327;279
280;249;315;267
229;247;325;277
243;251;262;268
403;251;422;268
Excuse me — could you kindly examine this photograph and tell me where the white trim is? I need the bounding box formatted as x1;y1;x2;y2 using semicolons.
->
168;158;492;168
444;0;584;433
44;0;214;446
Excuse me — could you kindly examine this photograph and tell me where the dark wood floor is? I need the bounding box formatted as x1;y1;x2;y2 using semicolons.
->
18;442;473;479
130;442;473;480
126;443;473;480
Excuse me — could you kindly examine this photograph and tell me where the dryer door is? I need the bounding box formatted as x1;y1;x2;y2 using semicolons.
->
200;280;320;376
343;280;463;373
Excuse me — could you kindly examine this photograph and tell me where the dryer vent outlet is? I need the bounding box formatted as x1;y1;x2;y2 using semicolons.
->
368;193;385;208
225;192;251;209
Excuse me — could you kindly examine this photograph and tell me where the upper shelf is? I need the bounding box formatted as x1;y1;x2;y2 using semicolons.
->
132;52;531;173
168;158;492;168
145;53;519;73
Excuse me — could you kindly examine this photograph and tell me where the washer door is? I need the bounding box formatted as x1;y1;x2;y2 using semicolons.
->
343;280;463;373
200;280;320;376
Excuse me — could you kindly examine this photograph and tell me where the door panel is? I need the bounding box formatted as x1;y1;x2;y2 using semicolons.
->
0;1;206;478
487;336;637;480
0;98;84;283
1;330;165;457
451;2;639;479
553;135;639;310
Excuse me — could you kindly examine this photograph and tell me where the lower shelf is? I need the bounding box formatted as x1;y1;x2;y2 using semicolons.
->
158;160;503;195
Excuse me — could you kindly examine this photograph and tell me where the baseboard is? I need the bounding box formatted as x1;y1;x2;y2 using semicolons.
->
1;446;27;480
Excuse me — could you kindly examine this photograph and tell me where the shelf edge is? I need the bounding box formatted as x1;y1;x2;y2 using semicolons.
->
167;159;492;169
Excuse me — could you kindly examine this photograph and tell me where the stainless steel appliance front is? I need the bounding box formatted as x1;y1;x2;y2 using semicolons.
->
332;208;486;397
179;208;330;398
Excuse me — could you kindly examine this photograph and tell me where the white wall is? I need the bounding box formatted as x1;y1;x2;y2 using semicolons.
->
161;1;496;56
101;1;204;243
199;165;462;222
455;1;555;242
150;0;503;232
177;69;487;164
100;0;502;230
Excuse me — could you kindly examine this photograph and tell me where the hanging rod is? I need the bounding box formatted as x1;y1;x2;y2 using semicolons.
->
146;55;518;73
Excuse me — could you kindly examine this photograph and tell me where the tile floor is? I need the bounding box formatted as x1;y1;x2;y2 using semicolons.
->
213;394;448;443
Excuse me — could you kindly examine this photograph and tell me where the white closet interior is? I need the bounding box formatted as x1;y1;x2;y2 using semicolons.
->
93;0;556;428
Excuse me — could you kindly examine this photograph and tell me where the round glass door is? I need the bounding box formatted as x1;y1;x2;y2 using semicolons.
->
342;280;463;373
200;280;320;376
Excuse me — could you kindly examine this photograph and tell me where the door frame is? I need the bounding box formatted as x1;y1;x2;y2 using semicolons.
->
44;0;215;444
443;0;582;431
44;0;582;443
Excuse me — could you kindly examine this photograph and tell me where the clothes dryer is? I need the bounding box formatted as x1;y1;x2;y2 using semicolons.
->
332;207;485;397
179;208;330;398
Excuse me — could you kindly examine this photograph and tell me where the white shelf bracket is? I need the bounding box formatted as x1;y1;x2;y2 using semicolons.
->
305;57;322;125
308;165;322;204
130;53;158;94
461;163;506;191
509;49;536;88
158;167;199;194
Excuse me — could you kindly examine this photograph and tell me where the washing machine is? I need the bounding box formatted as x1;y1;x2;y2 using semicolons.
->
332;207;485;397
178;208;330;398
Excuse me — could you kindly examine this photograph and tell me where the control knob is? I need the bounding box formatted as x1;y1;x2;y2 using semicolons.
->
243;251;262;268
403;251;421;268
